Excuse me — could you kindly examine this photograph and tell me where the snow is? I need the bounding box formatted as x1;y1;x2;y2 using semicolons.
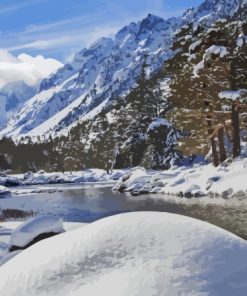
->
206;45;229;58
193;45;229;77
189;40;202;53
0;220;87;266
0;212;246;295
114;157;247;198
0;186;11;197
236;34;247;47
183;0;240;26
219;89;247;102
0;94;7;125
0;169;126;187
113;167;148;192
9;215;64;249
147;117;171;132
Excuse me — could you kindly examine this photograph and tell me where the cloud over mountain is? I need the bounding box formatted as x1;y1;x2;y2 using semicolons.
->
0;50;62;88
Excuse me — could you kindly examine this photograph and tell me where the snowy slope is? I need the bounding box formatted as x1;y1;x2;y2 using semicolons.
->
0;212;246;295
182;0;242;25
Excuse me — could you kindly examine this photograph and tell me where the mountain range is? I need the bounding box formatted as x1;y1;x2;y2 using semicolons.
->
0;0;246;172
1;0;245;139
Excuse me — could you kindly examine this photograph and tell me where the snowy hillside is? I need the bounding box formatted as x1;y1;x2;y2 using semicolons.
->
182;0;244;25
0;212;247;295
0;51;62;126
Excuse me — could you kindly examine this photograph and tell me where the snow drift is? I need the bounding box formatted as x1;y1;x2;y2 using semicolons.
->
0;212;246;295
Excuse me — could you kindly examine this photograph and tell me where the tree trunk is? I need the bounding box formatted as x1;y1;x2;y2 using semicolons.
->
210;135;219;167
206;114;219;167
218;127;227;162
231;103;241;158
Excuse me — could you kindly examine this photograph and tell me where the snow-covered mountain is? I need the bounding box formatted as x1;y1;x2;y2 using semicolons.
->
0;51;62;126
0;0;246;139
0;14;181;138
182;0;244;25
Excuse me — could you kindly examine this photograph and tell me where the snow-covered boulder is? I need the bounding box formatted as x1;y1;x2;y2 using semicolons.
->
113;167;149;192
0;185;11;198
23;171;34;180
9;215;64;252
0;212;247;296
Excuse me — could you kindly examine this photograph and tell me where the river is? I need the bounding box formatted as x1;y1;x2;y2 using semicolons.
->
0;183;247;240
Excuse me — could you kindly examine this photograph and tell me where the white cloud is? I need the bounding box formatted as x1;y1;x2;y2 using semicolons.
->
0;50;63;88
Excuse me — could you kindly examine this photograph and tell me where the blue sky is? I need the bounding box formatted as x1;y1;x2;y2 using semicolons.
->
0;0;204;61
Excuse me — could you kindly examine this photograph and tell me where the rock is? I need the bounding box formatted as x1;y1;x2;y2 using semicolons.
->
4;177;19;187
221;188;233;199
23;171;34;180
0;186;11;198
9;215;64;252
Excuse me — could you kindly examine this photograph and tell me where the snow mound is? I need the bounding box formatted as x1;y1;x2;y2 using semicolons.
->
9;215;64;250
0;221;87;266
0;212;246;296
0;185;11;197
113;167;149;192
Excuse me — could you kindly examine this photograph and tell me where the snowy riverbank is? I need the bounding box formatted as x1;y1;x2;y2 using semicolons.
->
0;168;126;187
0;155;246;199
114;156;247;198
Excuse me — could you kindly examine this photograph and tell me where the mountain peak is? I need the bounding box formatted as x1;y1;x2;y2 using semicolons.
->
142;13;164;25
135;14;165;38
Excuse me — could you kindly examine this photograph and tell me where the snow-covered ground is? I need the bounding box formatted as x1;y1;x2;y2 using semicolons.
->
113;156;247;198
0;168;126;188
0;212;246;295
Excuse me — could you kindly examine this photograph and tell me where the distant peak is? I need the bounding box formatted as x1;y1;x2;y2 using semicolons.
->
138;13;164;32
144;13;164;22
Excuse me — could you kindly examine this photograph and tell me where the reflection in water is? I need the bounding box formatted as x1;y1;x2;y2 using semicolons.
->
0;185;247;240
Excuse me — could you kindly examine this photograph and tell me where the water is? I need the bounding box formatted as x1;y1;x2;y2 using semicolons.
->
0;184;247;240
